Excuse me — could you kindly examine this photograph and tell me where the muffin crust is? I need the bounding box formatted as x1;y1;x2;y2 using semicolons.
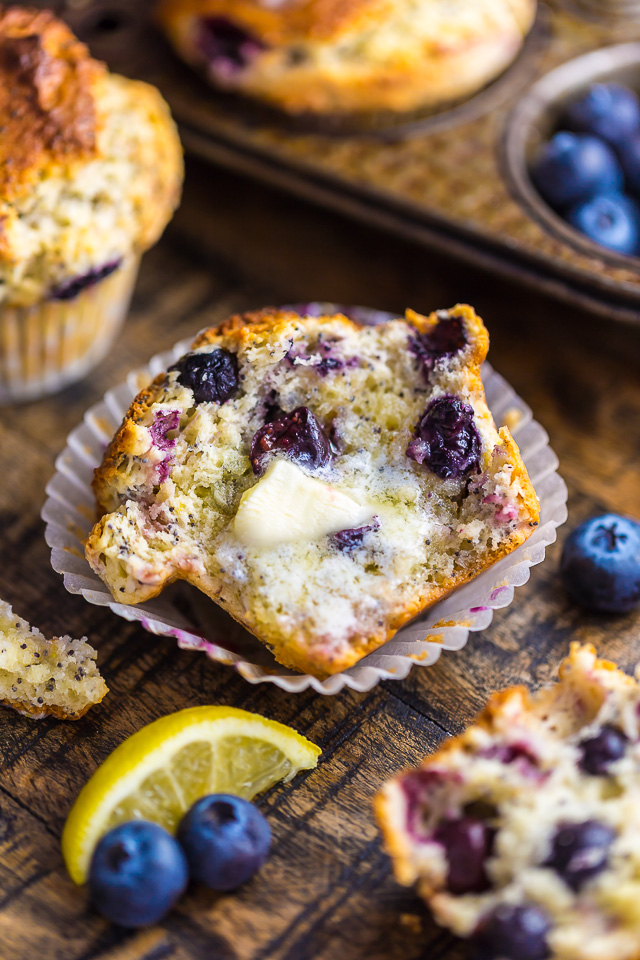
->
158;0;538;115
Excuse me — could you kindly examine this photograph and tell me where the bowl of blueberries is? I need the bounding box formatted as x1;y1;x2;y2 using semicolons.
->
504;42;640;268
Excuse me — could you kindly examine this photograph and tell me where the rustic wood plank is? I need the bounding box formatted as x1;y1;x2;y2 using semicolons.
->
1;152;640;960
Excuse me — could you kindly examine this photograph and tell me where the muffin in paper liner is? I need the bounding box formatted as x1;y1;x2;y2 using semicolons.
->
42;305;567;695
0;258;139;405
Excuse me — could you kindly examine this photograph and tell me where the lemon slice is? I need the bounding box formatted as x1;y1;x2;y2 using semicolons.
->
62;706;321;884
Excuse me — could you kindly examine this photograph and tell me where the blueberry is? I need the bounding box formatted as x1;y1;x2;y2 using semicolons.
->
50;259;122;301
433;817;494;894
177;795;271;891
531;132;623;209
406;395;481;480
198;17;265;76
332;518;380;552
579;725;628;775
472;903;551;960
565;83;640;146
170;349;239;405
561;514;640;613
544;820;615;891
88;821;189;927
250;406;332;475
411;313;467;373
566;193;640;256
617;133;640;196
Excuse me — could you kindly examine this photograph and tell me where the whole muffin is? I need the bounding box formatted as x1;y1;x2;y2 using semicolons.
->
0;7;183;402
157;0;538;116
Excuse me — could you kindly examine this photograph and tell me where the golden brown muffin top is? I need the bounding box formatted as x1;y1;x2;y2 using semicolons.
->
158;0;391;45
0;7;104;202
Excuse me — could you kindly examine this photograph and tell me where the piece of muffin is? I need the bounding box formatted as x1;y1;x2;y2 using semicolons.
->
157;0;537;117
0;6;183;401
375;644;640;960
0;600;108;719
85;304;538;677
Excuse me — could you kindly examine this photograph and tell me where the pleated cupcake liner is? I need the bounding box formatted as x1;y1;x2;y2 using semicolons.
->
0;257;139;404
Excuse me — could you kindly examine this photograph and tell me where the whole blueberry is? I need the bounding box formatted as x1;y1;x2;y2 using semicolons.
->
88;821;189;928
566;193;640;256
617;132;640;196
544;820;615;891
176;794;271;891
433;816;494;894
561;514;640;613
531;132;623;209
565;83;640;146
170;348;239;405
406;395;481;480
472;903;551;960
580;724;628;775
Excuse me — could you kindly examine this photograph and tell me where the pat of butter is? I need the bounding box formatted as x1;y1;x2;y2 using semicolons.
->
234;459;374;548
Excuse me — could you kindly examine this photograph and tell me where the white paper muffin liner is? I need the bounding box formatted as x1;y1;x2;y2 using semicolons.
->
43;305;568;694
0;258;140;404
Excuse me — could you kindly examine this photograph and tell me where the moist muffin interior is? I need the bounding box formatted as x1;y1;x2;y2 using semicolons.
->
86;305;538;676
376;644;640;960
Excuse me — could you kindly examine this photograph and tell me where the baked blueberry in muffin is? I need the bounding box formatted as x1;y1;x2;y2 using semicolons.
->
376;644;640;960
157;0;537;116
85;305;538;677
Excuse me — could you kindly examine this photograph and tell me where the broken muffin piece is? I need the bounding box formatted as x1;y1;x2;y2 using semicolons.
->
375;644;640;960
86;305;539;677
0;600;108;719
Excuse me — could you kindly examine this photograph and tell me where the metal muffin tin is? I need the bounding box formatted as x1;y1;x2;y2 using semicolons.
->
63;0;640;323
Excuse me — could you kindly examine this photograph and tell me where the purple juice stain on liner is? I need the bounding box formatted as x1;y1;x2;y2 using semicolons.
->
198;17;266;77
490;585;509;602
50;259;122;301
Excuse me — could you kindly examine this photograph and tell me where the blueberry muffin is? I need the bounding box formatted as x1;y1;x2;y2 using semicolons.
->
0;7;183;402
0;600;108;719
157;0;538;117
376;644;640;960
85;304;538;677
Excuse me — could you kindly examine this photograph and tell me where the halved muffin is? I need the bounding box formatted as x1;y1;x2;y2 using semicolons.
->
376;644;640;960
85;305;538;677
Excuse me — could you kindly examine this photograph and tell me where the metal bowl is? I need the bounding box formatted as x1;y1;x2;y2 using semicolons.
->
503;42;640;270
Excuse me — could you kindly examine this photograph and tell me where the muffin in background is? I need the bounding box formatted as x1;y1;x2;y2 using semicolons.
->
0;7;183;403
157;0;537;118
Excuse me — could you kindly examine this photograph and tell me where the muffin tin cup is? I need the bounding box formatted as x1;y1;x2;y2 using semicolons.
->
0;257;140;404
42;305;568;695
503;42;640;276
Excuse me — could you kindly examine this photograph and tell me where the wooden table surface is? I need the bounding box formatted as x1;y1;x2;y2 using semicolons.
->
2;157;640;960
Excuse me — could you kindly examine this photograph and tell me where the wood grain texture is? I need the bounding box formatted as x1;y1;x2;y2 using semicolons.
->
1;157;640;960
